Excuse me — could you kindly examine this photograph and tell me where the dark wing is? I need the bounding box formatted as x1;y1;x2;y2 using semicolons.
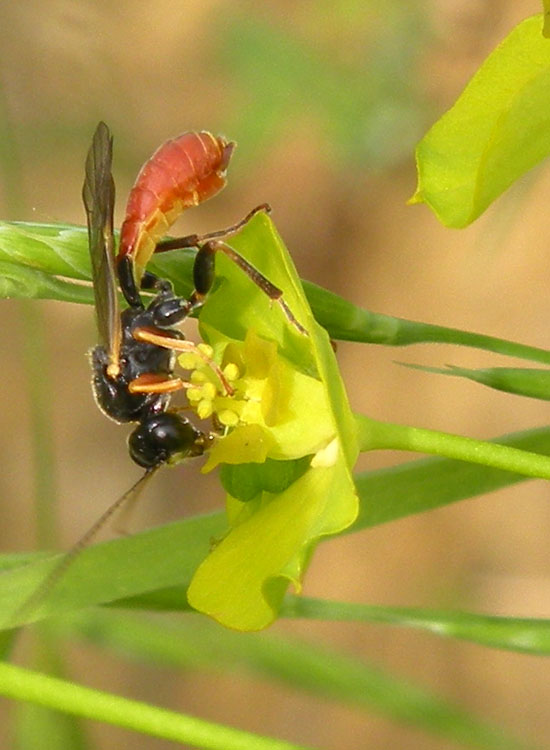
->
82;122;121;374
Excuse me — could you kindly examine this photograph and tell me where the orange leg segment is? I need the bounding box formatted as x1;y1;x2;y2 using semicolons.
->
132;327;234;395
128;373;191;395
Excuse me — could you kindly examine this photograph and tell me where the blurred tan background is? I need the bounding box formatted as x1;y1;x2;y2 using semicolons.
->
1;1;550;748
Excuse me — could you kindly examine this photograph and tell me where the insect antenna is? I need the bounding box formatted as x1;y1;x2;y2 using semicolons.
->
12;467;159;627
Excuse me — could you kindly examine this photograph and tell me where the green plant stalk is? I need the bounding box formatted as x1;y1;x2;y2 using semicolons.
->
303;281;550;363
61;610;531;750
0;85;58;551
281;595;550;655
0;661;313;750
19;303;59;549
357;415;550;480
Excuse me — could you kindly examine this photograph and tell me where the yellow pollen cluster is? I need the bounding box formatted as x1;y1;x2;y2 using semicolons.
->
180;348;244;426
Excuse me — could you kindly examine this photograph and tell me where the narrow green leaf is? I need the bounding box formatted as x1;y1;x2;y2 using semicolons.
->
0;661;310;750
43;577;550;657
0;513;226;629
352;425;550;530
411;14;550;226
0;261;93;304
60;610;532;750
295;281;550;364
3;221;550;368
0;222;90;279
400;362;550;400
282;596;550;655
0;221;196;303
359;415;550;480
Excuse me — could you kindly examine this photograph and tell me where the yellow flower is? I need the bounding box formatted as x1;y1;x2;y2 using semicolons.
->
179;213;358;630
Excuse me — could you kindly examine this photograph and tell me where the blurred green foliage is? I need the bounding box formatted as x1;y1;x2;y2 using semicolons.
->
217;2;428;170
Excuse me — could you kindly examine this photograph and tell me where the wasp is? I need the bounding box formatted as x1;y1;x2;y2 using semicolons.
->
84;121;304;473
12;123;305;623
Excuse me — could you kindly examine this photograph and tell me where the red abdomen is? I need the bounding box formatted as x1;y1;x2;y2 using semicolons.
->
117;131;234;279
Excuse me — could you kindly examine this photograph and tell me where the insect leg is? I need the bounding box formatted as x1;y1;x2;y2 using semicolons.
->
132;327;234;395
191;240;308;335
127;373;193;395
117;254;143;308
154;203;271;253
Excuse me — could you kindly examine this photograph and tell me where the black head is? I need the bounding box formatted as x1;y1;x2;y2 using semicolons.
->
128;413;205;469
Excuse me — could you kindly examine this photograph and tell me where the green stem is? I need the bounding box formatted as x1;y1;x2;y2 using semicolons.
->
303;281;550;364
19;303;59;549
0;662;313;750
0;82;58;550
356;415;550;480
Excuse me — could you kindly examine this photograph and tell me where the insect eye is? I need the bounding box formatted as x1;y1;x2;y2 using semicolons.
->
150;297;190;327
